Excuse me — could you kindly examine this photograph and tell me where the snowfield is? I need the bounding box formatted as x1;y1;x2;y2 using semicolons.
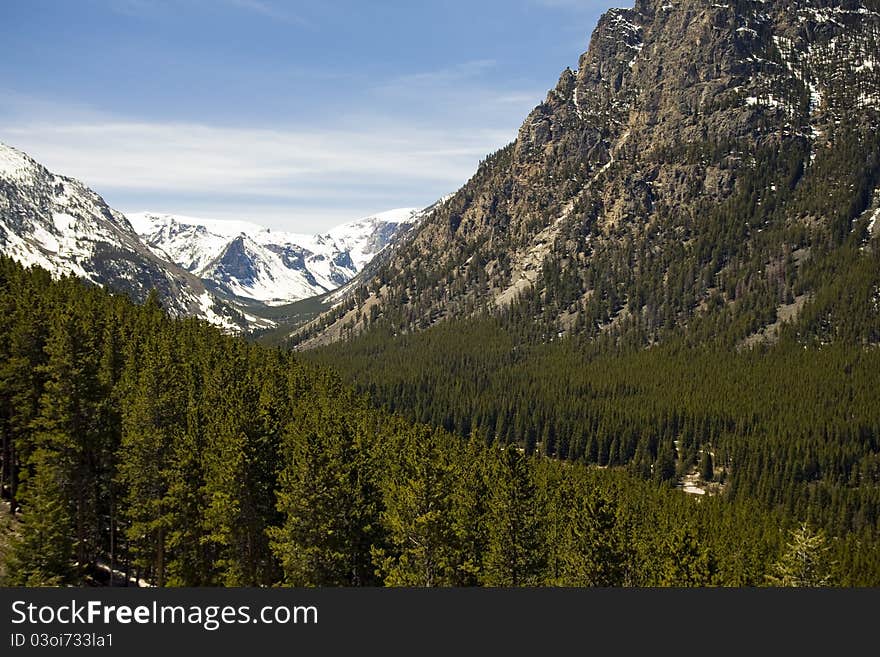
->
127;208;424;305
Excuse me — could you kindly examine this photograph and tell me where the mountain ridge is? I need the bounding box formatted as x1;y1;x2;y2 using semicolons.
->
128;208;424;307
0;141;248;331
1;140;428;331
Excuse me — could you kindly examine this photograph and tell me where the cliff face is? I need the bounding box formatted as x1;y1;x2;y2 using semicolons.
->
297;0;880;347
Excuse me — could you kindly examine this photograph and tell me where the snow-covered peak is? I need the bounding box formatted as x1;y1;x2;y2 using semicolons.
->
126;211;268;240
0;142;39;183
0;142;248;331
323;208;421;271
360;207;423;224
126;207;424;305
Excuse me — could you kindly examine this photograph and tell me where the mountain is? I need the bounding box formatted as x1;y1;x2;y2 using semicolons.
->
128;208;423;306
0;142;246;331
294;0;880;348
0;140;423;332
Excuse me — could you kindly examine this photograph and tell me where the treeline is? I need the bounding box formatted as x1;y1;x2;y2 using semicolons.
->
2;257;876;585
306;318;880;554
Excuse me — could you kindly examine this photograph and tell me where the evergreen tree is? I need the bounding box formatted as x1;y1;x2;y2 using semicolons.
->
26;305;102;574
269;400;384;586
482;446;545;586
654;439;677;486
656;526;715;587
700;449;714;482
116;331;180;587
201;344;277;586
374;427;458;586
449;434;491;585
5;450;75;585
768;523;834;587
559;486;627;586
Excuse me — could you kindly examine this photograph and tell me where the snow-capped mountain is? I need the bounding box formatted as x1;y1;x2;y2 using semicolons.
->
0;141;246;331
127;208;422;306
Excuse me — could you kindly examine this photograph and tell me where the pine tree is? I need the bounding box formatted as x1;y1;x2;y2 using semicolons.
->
269;399;384;586
116;331;180;586
560;486;626;586
0;296;47;514
24;305;101;576
767;523;834;587
201;345;272;586
449;434;490;585
656;525;715;586
654;439;677;486
374;427;458;586
700;449;714;482
5;449;75;585
482;446;545;586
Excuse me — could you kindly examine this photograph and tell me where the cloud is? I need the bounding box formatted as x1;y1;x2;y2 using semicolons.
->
1;119;514;231
529;0;600;10
387;59;499;87
224;0;313;27
3;121;507;191
0;52;545;231
0;49;547;232
102;0;313;27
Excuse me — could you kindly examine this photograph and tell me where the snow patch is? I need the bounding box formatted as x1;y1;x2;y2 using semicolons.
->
196;291;240;332
868;207;880;236
52;212;74;234
746;94;782;108
0;142;36;182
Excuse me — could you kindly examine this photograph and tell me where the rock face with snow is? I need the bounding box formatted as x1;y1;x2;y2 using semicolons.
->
127;208;422;306
0;142;245;331
295;0;880;347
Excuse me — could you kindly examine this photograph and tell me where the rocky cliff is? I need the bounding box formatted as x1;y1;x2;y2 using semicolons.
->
295;0;880;347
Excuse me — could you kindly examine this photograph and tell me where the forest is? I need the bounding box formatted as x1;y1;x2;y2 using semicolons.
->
1;255;878;587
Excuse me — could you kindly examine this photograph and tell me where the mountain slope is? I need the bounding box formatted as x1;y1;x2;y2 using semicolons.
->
294;0;880;348
0;142;246;331
128;208;422;306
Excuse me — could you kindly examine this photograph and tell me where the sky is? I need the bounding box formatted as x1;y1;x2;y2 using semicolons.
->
1;0;619;232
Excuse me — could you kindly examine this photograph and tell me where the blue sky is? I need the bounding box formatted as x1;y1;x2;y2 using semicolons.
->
1;0;618;232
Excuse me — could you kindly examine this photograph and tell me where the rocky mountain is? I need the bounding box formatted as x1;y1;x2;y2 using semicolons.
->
294;0;880;348
0;140;425;332
0;142;246;331
128;208;422;306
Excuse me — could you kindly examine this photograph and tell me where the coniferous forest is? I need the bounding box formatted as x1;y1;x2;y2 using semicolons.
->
1;255;879;587
4;0;880;590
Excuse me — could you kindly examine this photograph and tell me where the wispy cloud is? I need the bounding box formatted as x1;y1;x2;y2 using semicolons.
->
1;119;512;231
3;121;505;191
224;0;313;27
102;0;313;27
371;59;543;131
388;59;499;87
529;0;601;10
0;47;544;231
